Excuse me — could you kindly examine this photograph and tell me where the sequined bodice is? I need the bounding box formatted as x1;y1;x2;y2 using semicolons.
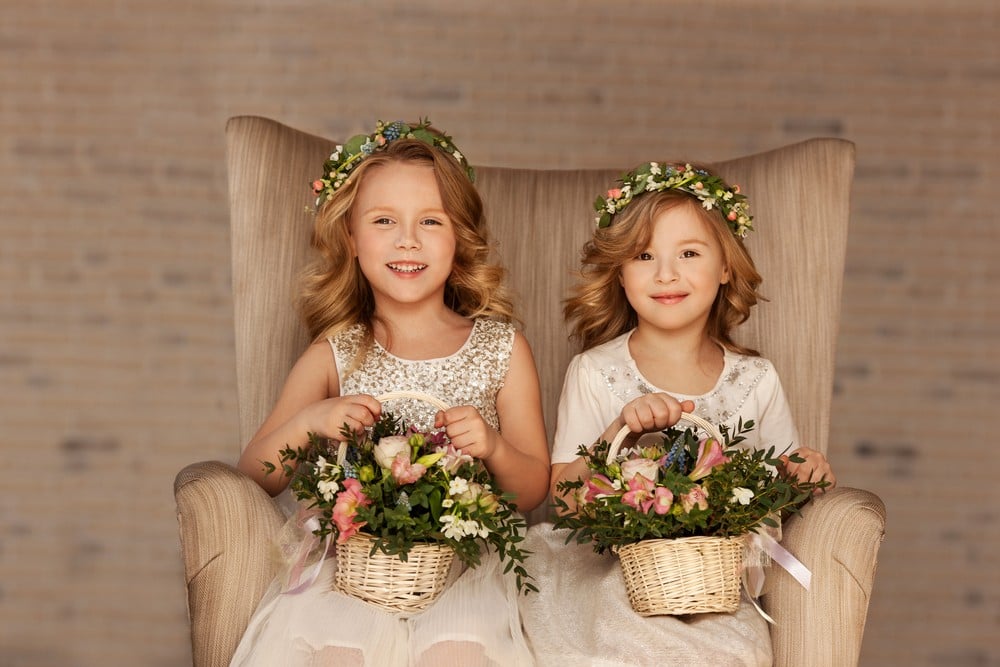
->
330;318;514;431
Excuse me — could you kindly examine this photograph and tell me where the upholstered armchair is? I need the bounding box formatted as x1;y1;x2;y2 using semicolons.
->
175;116;886;666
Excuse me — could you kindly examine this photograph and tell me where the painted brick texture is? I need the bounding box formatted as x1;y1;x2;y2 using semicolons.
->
1;1;997;665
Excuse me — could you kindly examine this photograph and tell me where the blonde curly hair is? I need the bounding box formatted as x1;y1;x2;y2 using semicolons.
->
298;133;515;349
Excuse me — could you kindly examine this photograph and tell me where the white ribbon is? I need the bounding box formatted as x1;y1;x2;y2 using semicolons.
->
743;528;812;624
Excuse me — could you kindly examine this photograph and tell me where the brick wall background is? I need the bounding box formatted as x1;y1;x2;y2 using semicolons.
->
1;1;997;665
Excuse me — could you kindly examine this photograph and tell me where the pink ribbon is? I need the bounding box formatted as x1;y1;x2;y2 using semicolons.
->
281;510;333;595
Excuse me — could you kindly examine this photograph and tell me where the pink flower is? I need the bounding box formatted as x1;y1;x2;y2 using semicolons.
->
651;487;674;515
332;478;371;544
435;443;473;474
312;179;324;193
622;475;656;513
689;438;730;480
607;187;622;199
727;211;738;221
585;473;620;502
680;485;709;513
391;453;427;484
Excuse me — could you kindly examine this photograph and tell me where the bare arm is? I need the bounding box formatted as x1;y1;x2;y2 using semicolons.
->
436;332;551;512
236;341;382;496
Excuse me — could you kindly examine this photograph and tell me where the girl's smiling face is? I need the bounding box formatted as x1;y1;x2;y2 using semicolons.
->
348;161;457;314
620;201;730;337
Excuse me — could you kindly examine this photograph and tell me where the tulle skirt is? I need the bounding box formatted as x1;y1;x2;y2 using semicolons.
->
519;524;773;667
231;543;533;667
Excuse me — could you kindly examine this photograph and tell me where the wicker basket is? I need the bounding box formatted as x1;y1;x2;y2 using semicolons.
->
607;414;748;616
332;391;457;613
334;532;455;613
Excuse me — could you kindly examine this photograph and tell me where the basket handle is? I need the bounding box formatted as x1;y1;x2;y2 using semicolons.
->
334;391;452;465
375;390;451;413
605;412;724;465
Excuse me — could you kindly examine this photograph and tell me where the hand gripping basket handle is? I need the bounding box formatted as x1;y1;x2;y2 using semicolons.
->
335;391;452;465
605;412;724;465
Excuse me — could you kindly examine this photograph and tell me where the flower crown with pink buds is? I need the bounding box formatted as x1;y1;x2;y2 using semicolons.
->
311;118;475;209
594;162;754;238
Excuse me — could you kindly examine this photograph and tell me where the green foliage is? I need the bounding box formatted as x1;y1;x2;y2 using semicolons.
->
270;413;535;594
553;419;828;554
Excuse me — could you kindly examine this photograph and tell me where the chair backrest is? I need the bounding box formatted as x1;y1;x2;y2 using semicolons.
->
226;116;853;456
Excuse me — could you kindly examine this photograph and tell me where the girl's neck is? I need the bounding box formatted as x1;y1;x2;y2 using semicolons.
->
372;304;473;360
628;326;724;396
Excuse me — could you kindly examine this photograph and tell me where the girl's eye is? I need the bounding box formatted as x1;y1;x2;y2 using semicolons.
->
420;218;442;226
374;217;394;225
680;249;700;259
637;252;653;261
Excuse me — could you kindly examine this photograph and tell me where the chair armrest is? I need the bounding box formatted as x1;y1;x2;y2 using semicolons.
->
174;460;286;667
764;486;886;667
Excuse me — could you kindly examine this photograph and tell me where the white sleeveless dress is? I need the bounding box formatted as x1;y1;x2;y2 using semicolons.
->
230;318;534;667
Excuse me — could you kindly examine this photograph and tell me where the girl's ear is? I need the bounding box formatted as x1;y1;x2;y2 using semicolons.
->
720;264;730;285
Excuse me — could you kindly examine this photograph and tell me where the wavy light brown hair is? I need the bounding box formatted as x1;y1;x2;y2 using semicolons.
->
565;186;763;355
298;131;515;345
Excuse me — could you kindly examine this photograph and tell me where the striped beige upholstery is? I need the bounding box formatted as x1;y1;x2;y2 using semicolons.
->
175;116;886;667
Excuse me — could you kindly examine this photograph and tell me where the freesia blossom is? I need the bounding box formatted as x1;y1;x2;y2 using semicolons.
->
680;485;709;513
689;438;730;480
374;435;411;469
621;458;659;483
333;478;371;544
390;454;427;484
622;475;656;513
731;487;754;505
585;473;621;502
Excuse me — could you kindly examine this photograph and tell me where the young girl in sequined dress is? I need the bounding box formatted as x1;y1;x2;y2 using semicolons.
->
231;120;549;667
521;162;835;667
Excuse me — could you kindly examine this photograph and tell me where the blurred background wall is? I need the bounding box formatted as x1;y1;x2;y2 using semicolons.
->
1;1;997;665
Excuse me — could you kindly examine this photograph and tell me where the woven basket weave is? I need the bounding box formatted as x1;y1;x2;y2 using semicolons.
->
332;391;456;613
608;414;748;616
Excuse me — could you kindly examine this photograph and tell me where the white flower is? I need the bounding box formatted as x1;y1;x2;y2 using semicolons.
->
702;198;716;211
731;487;754;505
449;477;470;496
374;435;410;469
649;162;661;175
317;479;340;502
453;150;464;161
621;458;659;483
442;498;454;508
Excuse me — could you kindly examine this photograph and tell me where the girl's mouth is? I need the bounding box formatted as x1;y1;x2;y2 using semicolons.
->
387;262;427;274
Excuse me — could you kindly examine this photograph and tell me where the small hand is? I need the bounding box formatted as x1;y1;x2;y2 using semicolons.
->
434;405;499;460
779;446;837;491
619;393;696;434
309;394;382;439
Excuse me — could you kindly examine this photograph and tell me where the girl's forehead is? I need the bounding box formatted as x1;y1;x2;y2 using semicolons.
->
648;204;717;241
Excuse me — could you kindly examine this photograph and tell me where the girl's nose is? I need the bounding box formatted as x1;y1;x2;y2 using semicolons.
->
395;223;421;250
655;259;678;283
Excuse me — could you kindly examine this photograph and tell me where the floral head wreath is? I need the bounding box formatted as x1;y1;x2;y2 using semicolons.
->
594;162;754;238
311;118;475;209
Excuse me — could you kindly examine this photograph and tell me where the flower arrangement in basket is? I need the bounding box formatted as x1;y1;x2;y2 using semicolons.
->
552;413;828;616
266;391;534;613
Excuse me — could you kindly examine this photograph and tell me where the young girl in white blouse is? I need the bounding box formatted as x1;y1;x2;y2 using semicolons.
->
522;162;835;667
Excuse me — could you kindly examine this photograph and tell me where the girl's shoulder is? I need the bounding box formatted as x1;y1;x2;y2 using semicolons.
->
573;330;633;368
469;317;516;346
